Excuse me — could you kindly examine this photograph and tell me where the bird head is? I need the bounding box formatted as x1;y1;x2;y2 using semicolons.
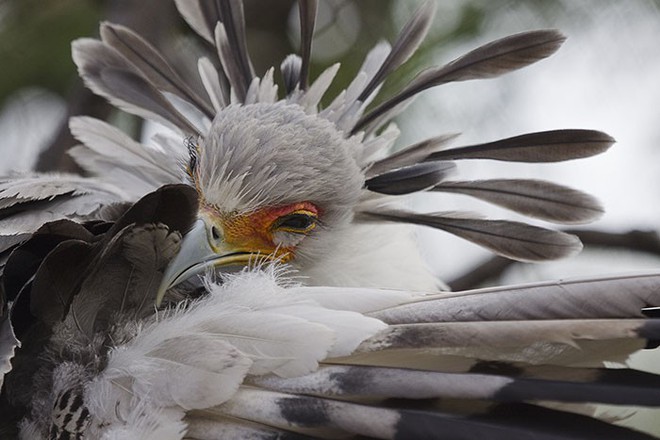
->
68;2;613;304
158;102;365;301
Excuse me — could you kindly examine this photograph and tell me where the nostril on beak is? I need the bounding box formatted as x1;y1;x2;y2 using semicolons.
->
211;225;222;241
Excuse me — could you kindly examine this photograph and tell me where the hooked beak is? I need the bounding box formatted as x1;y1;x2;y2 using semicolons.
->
156;218;255;306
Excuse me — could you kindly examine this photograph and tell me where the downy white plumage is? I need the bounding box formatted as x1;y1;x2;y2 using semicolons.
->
1;1;660;439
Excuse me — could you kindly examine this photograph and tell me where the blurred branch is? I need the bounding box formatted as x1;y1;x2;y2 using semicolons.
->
448;229;660;291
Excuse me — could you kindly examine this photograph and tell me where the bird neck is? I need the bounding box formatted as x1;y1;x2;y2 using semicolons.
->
295;223;444;291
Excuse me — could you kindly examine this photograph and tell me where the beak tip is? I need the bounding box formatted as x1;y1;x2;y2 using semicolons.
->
155;286;167;307
154;219;210;307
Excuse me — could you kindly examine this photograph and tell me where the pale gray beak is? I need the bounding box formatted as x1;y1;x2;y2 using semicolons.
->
156;218;250;306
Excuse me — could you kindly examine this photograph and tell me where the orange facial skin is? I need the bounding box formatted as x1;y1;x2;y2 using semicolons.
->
199;201;319;263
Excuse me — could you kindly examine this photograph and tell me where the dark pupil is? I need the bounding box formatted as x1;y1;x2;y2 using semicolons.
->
280;214;313;230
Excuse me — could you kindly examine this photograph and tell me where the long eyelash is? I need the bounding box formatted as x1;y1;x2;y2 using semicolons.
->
185;136;199;177
273;212;319;234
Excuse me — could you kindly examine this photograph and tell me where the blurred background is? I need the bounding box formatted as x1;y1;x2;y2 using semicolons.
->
1;0;660;433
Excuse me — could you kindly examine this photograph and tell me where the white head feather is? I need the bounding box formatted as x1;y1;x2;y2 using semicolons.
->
197;102;364;224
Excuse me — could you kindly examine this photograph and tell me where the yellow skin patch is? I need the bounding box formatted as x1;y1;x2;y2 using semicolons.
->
200;201;319;264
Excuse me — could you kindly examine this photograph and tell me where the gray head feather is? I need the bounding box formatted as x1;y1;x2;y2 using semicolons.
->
197;101;364;228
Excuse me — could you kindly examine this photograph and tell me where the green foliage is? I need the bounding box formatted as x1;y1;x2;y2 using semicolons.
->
0;0;101;103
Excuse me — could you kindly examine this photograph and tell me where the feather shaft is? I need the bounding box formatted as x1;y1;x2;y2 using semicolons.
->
426;129;615;163
297;0;318;90
361;208;582;261
355;30;566;132
433;179;604;224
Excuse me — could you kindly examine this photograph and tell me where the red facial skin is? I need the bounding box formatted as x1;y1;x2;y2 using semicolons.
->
199;201;319;263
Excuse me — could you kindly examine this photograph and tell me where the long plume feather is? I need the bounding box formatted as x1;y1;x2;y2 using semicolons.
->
297;0;318;90
365;162;455;195
366;133;459;177
357;0;436;103
361;208;582;261
72;39;199;135
427;129;615;162
100;22;214;118
433;179;604;224
354;30;566;132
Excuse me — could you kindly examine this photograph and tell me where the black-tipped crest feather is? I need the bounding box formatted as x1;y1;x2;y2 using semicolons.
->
210;0;254;101
281;55;303;95
101;68;201;135
354;30;566;132
357;0;436;103
427;129;615;163
100;22;215;118
361;208;582;261
367;133;460;177
72;39;199;134
433;179;604;224
365;162;455;195
298;0;318;91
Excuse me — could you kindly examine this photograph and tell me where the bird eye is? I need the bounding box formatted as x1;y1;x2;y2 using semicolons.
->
274;213;317;233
